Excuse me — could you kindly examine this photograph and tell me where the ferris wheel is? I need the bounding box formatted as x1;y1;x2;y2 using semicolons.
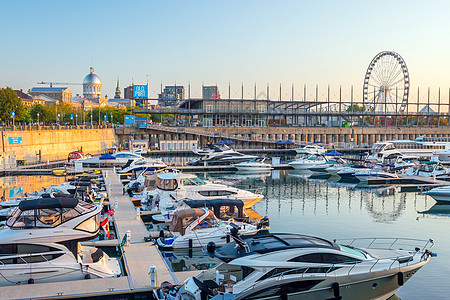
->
363;51;410;113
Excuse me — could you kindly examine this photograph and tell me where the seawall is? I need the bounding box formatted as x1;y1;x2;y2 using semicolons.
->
1;128;117;163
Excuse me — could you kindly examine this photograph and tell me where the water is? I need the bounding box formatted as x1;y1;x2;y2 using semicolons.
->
0;176;67;200
179;170;448;299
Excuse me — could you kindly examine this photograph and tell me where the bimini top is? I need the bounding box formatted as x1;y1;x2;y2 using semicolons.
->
19;198;78;211
209;233;339;262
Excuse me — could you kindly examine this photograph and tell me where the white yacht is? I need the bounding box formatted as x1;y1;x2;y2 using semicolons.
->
156;207;268;249
354;168;399;182
402;161;450;177
295;144;327;155
422;186;450;202
233;158;272;172
0;197;121;285
288;155;328;170
189;146;257;166
370;137;450;161
175;233;435;300
118;157;167;174
145;172;264;211
307;158;346;174
337;165;371;180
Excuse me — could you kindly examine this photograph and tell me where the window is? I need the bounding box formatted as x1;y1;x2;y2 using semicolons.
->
75;214;100;233
288;253;361;264
157;178;178;191
246;280;323;299
191;178;206;185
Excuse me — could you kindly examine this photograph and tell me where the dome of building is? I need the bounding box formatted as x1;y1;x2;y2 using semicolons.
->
83;67;102;100
83;67;102;85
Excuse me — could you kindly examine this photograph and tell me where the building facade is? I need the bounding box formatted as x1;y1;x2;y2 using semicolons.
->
29;87;72;102
202;86;220;99
158;85;185;107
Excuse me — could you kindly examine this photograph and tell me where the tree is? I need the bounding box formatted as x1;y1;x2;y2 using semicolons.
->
0;87;25;122
346;104;365;112
30;104;47;122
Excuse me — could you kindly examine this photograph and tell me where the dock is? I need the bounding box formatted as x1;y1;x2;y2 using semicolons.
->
0;170;188;299
366;174;450;188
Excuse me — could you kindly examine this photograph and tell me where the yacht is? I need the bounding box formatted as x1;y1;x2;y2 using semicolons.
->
0;197;121;285
295;144;327;155
193;145;235;156
337;165;371;180
118;157;166;174
145;172;264;211
402;161;450;177
288;155;328;170
354;168;399;182
156;207;268;249
369;137;450;161
233;158;272;172
307;158;346;174
176;233;435;300
422;186;450;202
188;148;257;166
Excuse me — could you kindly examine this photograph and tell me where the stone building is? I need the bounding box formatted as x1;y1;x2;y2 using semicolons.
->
29;87;72;102
83;67;102;100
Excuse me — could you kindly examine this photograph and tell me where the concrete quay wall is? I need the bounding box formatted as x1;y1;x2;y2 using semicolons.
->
1;128;117;163
117;126;450;148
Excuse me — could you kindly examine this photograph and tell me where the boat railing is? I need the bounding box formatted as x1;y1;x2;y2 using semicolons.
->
335;237;434;252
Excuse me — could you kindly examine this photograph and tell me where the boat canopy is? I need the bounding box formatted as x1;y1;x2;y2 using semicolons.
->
19;198;78;211
184;199;245;220
169;208;214;235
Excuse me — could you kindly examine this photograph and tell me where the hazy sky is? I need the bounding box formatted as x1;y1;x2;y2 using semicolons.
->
1;0;450;102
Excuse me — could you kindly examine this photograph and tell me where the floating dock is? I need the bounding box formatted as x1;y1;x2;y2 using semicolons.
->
0;170;198;299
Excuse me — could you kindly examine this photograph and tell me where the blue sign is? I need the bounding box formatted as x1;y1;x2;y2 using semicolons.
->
104;115;108;121
124;115;135;125
9;187;23;198
8;137;22;145
70;113;73;120
133;85;148;98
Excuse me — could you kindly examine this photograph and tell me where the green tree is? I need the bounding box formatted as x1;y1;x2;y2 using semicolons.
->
346;104;365;112
0;87;25;122
30;104;47;123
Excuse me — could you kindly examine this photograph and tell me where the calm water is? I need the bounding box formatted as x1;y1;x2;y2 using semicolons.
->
4;173;448;299
191;170;449;300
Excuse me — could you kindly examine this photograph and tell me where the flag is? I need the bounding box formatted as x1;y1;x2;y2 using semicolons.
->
100;217;110;239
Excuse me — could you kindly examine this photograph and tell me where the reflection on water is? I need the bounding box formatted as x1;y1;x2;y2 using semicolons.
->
0;176;67;201
187;170;448;299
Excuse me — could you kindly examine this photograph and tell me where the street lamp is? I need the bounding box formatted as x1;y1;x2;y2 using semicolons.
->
37;113;40;127
57;114;60;126
110;113;113;127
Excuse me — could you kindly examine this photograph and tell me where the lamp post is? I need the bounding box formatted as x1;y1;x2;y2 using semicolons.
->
111;113;113;127
37;113;40;128
57;114;60;126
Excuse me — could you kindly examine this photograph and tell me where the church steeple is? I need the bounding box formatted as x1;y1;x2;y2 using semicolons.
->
114;76;121;99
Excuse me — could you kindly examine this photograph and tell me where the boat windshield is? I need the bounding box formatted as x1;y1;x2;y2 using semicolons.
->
338;244;367;259
182;178;206;186
7;201;97;228
157;178;178;190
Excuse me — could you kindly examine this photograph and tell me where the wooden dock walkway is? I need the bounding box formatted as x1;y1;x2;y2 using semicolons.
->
0;170;179;299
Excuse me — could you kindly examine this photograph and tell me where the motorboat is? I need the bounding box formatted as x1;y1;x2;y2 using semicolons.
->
403;161;450;177
118;157;166;174
144;172;264;211
188;147;257;166
156;207;268;249
295;144;326;155
174;233;435;300
79;151;146;165
233;157;272;172
0;197;121;285
354;168;399;182
288;155;328;170
307;158;346;174
326;163;352;175
193;145;235;156
68;150;92;162
437;149;450;161
337;165;371;180
422;186;450;202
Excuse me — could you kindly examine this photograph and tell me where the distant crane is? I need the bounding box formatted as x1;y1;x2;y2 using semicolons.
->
37;82;82;88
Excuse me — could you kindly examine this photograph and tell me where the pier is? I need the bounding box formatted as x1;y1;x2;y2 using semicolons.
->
0;169;188;299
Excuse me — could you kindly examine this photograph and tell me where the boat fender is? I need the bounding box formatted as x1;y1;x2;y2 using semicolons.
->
331;282;342;300
159;230;165;238
85;274;91;279
207;242;216;253
189;239;193;249
397;272;404;286
226;234;231;243
27;278;34;284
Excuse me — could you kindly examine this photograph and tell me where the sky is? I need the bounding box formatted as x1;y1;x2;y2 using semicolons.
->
1;0;450;102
